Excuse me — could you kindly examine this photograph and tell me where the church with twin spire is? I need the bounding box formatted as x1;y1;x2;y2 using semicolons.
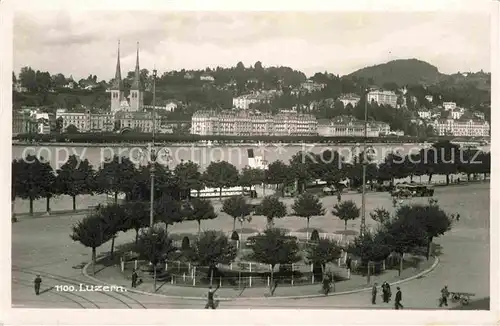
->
110;41;144;114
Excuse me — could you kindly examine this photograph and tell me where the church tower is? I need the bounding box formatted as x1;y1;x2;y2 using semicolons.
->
110;41;124;114
129;42;144;112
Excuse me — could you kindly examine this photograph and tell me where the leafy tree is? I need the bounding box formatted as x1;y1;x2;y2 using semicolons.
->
95;155;137;203
425;141;460;185
310;229;320;241
54;117;64;133
395;203;452;259
174;160;203;199
153;195;184;231
181;236;190;250
12;156;56;215
137;225;175;292
183;198;218;235
70;212;113;275
203;161;239;200
222;195;253;231
348;231;392;282
255;195;287;228
188;230;237;285
332;200;360;231
289;152;317;194
291;192;325;240
66;124;79;133
317;150;346;187
306;238;342;275
239;166;264;189
383;214;428;275
369;207;392;225
377;152;407;185
95;203;127;259
248;228;301;294
56;155;95;211
122;201;150;244
265;160;290;196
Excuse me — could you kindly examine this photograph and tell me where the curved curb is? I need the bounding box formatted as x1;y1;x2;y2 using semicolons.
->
82;255;440;301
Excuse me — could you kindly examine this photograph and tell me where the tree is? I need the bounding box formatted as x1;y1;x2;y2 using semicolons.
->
70;212;113;275
265;160;290;196
184;198;218;235
348;231;392;283
188;230;237;286
291;192;325;240
383;214;428;276
425;141;460;185
255;196;287;228
203;161;239;200
66;124;79;134
12;156;56;215
239;166;264;190
56;155;95;211
96;203;127;259
95;155;137;203
137;225;175;292
369;207;392;225
122;201;150;245
248;228;301;294
154;195;184;230
174;160;203;199
54;117;64;133
332;200;360;231
222;195;253;231
395;203;452;259
306;238;342;275
377;152;407;185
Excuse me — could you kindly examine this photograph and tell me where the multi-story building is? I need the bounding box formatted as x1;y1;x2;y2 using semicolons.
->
443;102;457;111
338;94;361;107
115;111;161;133
425;95;434;103
432;118;490;137
232;91;278;110
367;90;398;107
417;110;432;119
56;109;114;132
451;109;464;120
317;116;390;137
12;111;36;135
200;75;215;82
191;110;317;137
300;80;326;92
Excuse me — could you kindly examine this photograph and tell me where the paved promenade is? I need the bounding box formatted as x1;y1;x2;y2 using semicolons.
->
11;183;490;309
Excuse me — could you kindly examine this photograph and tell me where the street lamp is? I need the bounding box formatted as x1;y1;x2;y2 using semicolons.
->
360;88;369;237
149;68;158;227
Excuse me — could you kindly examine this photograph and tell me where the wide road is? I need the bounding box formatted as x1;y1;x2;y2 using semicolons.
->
11;183;490;309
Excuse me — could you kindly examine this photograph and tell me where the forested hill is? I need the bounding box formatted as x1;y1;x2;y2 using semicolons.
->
346;59;444;86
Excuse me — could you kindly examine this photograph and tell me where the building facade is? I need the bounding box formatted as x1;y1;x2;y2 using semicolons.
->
56;109;114;132
191;110;317;136
115;111;161;133
317;116;390;137
338;94;361;107
12;111;36;135
367;90;398;107
232;91;278;110
443;102;457;111
432;118;490;137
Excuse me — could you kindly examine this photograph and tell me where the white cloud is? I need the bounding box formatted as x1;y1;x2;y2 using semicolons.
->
13;10;490;80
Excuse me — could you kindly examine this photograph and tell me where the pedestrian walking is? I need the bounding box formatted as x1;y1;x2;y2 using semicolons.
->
456;214;460;221
337;192;342;202
131;269;138;288
322;275;331;295
382;281;390;303
371;283;378;304
439;285;449;307
394;287;404;309
34;275;42;295
205;285;219;309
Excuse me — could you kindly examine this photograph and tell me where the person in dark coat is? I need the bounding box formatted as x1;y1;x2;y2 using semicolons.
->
382;281;391;303
456;214;460;221
371;283;378;304
395;287;403;309
439;285;449;307
205;285;219;309
34;275;42;295
131;269;138;288
337;192;342;202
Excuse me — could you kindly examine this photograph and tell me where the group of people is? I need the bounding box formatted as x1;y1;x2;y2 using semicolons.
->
372;282;403;309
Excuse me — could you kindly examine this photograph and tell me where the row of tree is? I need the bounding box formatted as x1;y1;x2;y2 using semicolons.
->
12;141;490;215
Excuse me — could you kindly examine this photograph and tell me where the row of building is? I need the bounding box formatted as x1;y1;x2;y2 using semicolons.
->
190;110;397;137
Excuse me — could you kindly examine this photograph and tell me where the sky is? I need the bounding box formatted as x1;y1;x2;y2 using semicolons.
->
13;7;491;81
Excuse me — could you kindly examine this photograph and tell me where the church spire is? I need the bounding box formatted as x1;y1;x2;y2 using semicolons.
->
111;40;123;90
131;42;143;90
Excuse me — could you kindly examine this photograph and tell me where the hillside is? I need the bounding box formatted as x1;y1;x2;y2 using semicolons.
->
347;59;444;87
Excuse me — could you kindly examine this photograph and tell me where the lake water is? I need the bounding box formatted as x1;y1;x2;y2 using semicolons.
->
12;143;491;171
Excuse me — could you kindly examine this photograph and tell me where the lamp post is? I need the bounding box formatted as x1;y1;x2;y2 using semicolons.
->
360;88;368;237
148;69;158;227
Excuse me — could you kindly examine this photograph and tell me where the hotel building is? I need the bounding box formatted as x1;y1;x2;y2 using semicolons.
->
367;90;398;107
432;118;490;137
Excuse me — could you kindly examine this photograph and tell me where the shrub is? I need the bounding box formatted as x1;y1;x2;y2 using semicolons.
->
231;231;239;241
181;236;190;250
310;229;320;241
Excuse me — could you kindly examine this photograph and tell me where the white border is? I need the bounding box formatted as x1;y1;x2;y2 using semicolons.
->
1;0;497;325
